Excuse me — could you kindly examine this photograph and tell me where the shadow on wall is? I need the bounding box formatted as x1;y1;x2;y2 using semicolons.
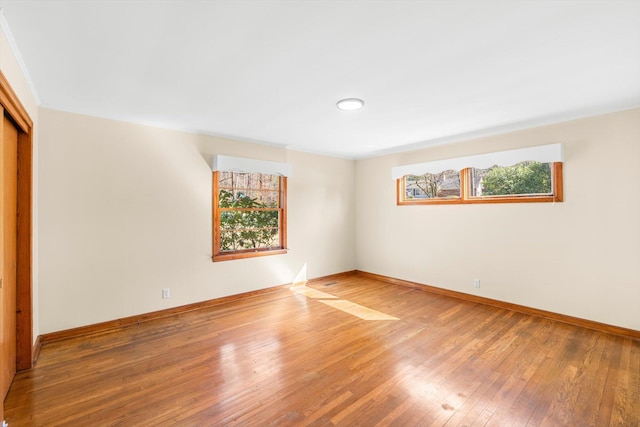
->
196;134;289;169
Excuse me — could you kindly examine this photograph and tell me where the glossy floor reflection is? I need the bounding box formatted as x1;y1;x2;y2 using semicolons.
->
5;275;639;426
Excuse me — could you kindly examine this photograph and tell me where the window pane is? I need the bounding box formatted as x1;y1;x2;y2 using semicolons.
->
471;161;552;197
219;230;280;251
219;172;280;191
217;190;278;208
403;170;460;200
218;172;280;208
220;210;279;229
219;210;280;251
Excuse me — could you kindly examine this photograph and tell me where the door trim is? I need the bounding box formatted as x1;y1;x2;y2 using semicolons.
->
0;70;33;370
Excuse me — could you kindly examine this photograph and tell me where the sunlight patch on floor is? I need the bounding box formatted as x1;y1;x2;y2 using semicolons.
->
290;285;338;299
319;299;399;321
290;285;399;320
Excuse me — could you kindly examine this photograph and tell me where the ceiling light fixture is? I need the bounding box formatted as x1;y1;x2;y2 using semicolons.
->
336;98;364;111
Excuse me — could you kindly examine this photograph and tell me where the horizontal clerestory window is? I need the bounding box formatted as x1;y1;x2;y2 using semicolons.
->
393;144;563;205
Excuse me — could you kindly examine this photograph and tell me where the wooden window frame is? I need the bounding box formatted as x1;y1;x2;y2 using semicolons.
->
397;162;563;205
212;171;288;262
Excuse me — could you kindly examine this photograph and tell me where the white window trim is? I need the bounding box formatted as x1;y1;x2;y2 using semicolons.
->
213;155;292;177
391;143;563;180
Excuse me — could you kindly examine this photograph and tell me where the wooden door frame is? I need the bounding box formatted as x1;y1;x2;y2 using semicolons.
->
0;70;33;371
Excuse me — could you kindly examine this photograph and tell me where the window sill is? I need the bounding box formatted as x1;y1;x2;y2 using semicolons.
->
212;248;288;262
398;195;562;205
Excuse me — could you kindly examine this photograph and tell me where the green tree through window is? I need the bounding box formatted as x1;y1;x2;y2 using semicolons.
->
218;189;280;251
213;171;287;261
476;162;552;196
397;162;562;205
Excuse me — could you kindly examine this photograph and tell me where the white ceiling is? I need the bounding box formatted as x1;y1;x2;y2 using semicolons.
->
0;1;638;159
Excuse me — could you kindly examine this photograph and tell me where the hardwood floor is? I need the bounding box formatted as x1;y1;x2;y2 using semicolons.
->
5;276;640;426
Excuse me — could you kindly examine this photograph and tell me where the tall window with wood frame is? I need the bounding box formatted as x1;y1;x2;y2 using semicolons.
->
213;170;287;261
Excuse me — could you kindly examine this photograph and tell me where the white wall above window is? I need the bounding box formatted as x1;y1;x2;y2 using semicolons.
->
391;143;563;180
213;155;292;177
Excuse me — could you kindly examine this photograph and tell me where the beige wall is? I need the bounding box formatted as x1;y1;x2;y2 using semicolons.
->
38;109;355;333
356;108;640;330
0;30;39;341
22;83;640;334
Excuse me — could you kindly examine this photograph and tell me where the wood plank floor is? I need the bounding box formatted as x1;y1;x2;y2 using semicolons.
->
4;276;640;426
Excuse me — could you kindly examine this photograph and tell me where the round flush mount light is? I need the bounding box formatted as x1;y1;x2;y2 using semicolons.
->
336;98;364;111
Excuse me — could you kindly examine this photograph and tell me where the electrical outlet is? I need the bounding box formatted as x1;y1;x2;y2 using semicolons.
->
473;279;481;288
162;288;170;299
